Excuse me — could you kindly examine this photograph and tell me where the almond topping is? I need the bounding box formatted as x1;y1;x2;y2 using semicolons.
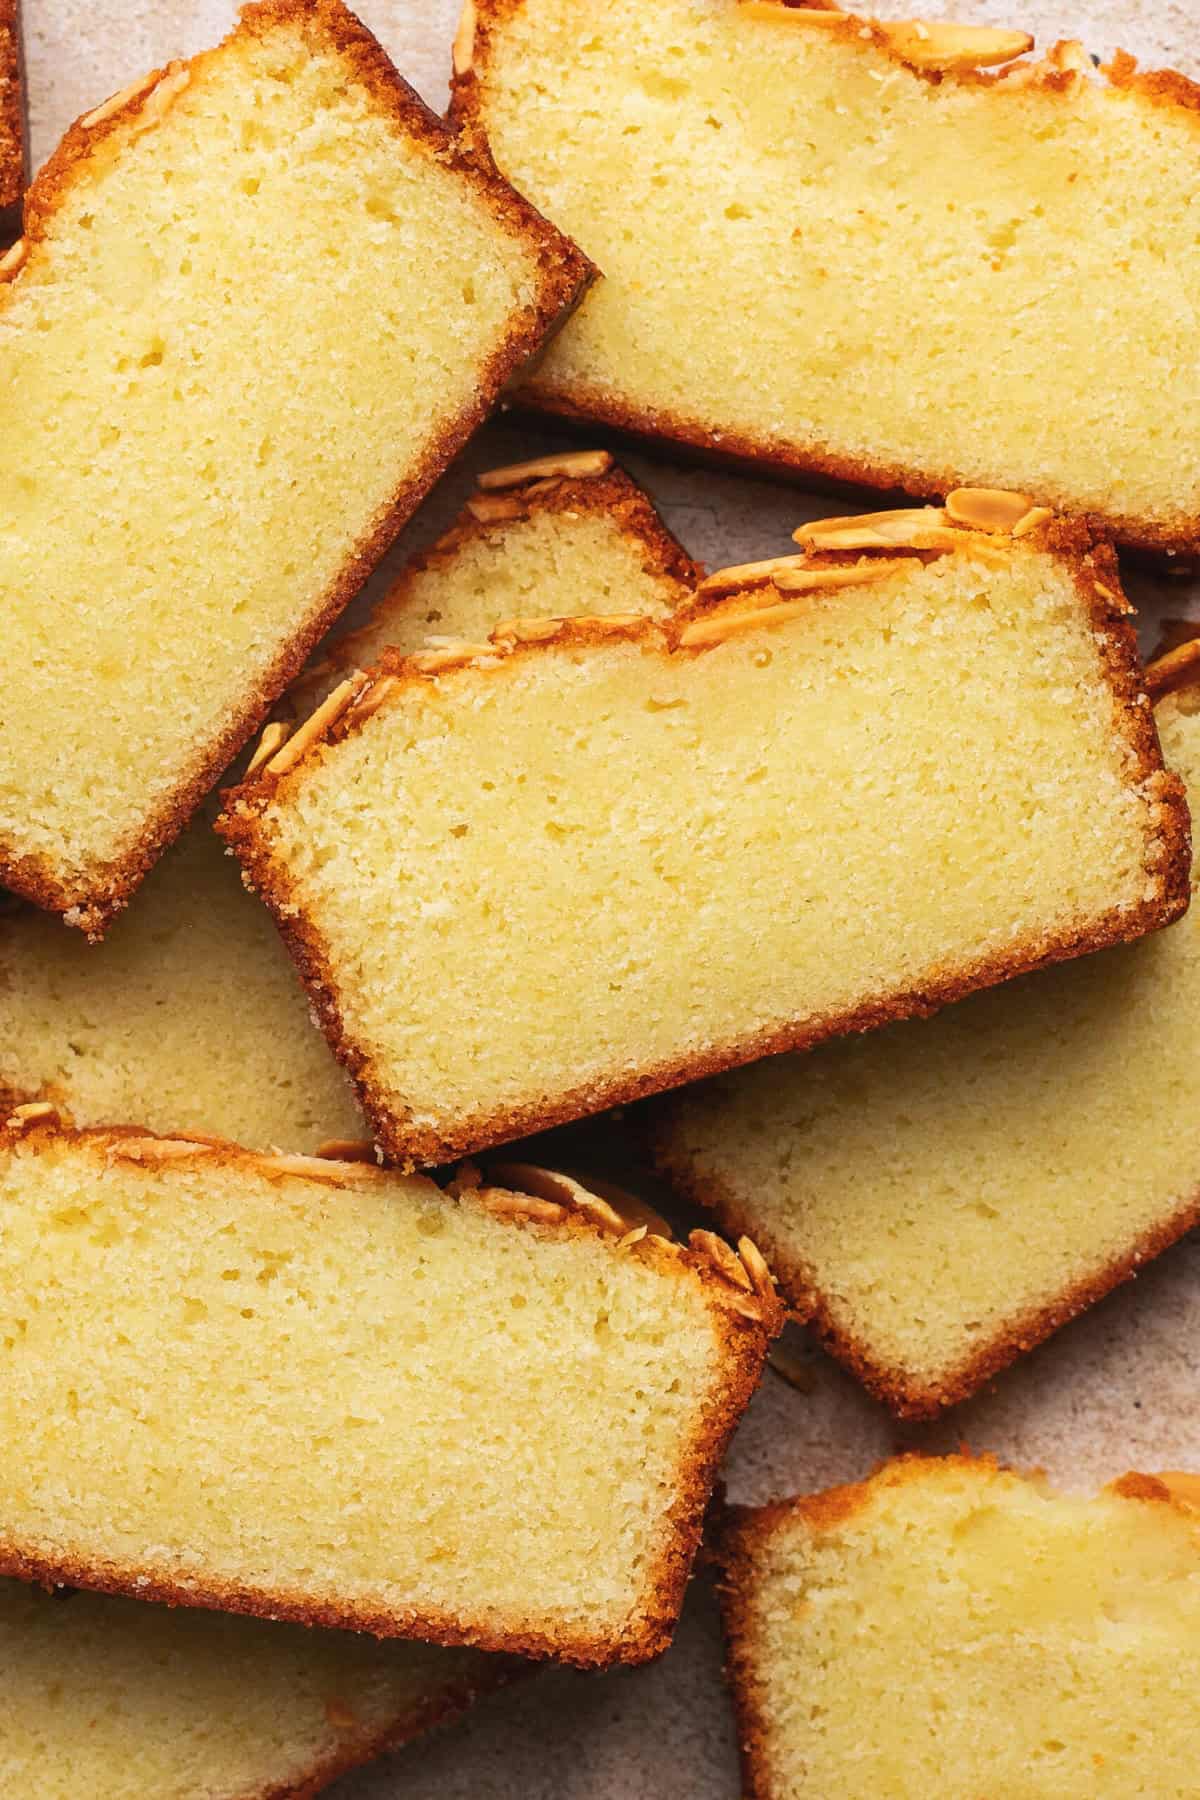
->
478;449;614;491
690;1229;755;1292
5;1101;60;1131
112;1136;210;1164
944;487;1034;533
410;639;496;675
794;507;963;552
475;1187;568;1226
465;493;526;524
81;67;161;129
698;554;813;596
136;62;190;128
314;1139;377;1162
878;21;1033;71
738;2;845;23
678;600;811;649
265;674;366;776
1011;505;1055;539
259;1151;379;1182
346;675;401;728
244;721;291;779
452;0;477;76
0;237;28;279
1145;639;1200;703
493;616;565;644
737;1236;777;1299
774;558;913;592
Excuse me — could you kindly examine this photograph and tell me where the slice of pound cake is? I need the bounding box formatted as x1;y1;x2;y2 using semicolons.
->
291;449;697;711
0;1116;779;1666
454;0;1200;554
649;641;1200;1417
0;1577;502;1800
0;0;23;237
219;498;1187;1168
0;0;589;937
718;1456;1200;1799
0;815;364;1151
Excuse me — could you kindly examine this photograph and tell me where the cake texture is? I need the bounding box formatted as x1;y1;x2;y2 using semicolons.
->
0;814;364;1151
0;0;23;237
0;0;590;938
649;643;1200;1418
0;1576;502;1800
0;1116;779;1666
290;449;698;712
718;1455;1200;1799
219;498;1187;1169
453;0;1200;555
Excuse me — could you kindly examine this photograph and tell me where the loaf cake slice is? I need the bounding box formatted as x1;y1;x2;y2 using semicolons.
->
219;498;1187;1168
0;1577;502;1800
0;814;363;1151
0;0;589;938
650;641;1200;1417
0;1115;779;1665
291;449;697;711
454;0;1200;555
0;0;23;239
718;1455;1200;1799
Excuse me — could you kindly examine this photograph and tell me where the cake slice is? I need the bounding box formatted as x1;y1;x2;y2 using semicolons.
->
717;1455;1200;1799
0;1114;779;1666
290;449;698;712
649;640;1200;1418
0;814;364;1151
0;0;23;239
453;0;1200;555
219;498;1187;1168
0;0;589;938
0;1578;503;1800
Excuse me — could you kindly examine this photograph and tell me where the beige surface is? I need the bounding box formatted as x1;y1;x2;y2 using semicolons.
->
16;3;1200;1796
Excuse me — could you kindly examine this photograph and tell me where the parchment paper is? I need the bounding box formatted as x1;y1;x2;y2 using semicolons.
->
19;3;1200;1792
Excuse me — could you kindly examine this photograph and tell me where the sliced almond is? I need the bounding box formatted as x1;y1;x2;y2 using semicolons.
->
793;506;952;552
410;640;496;675
690;1228;755;1292
698;554;813;596
0;237;28;280
878;20;1033;72
265;673;366;776
1145;638;1200;703
313;1138;377;1162
738;1;846;23
478;449;613;491
737;1236;777;1299
4;1101;60;1131
466;493;526;524
475;1187;568;1226
493;615;566;644
81;67;161;129
245;720;291;779
945;487;1034;533
136;62;190;129
774;558;914;592
1011;505;1055;539
679;599;814;648
452;0;477;76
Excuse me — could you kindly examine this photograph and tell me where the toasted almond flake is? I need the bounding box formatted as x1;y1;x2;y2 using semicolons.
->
113;1136;211;1164
265;674;366;776
1145;638;1200;702
259;1151;378;1183
774;558;913;592
878;20;1033;71
1011;505;1055;539
698;554;813;595
410;640;496;675
493;615;565;644
135;62;190;129
245;721;291;779
739;1;845;23
346;674;401;728
475;1186;568;1225
452;0;477;75
945;486;1033;533
0;236;28;279
5;1101;60;1131
678;600;811;648
466;493;526;524
478;449;613;491
794;506;947;548
618;1225;649;1250
81;67;160;129
314;1138;377;1162
524;477;562;497
737;1236;776;1298
690;1228;755;1291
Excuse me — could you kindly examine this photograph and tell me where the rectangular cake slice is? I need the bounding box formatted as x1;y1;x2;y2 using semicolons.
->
649;640;1200;1418
0;813;364;1152
0;1116;779;1666
290;448;698;712
219;499;1187;1168
0;0;23;239
454;0;1200;555
0;0;589;937
0;1577;503;1800
718;1456;1200;1799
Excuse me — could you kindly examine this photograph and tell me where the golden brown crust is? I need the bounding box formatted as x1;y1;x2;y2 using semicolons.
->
0;0;592;938
715;1451;1200;1800
648;648;1200;1420
0;1117;780;1667
284;459;700;715
451;2;1200;559
0;0;24;231
219;516;1189;1169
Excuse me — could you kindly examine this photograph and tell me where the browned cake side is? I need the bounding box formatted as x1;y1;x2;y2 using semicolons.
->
0;0;23;236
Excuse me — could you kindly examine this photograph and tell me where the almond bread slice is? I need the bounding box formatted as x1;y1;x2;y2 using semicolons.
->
718;1455;1200;1799
220;509;1186;1168
289;453;698;713
0;1576;505;1800
0;813;364;1152
649;649;1200;1418
0;0;23;239
0;0;589;937
454;0;1200;555
0;1119;779;1666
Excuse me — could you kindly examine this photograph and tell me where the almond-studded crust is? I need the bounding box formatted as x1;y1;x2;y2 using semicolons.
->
451;0;1200;559
0;1116;780;1668
648;644;1200;1420
218;513;1189;1170
0;0;24;234
714;1452;1200;1800
0;0;592;938
283;457;700;716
